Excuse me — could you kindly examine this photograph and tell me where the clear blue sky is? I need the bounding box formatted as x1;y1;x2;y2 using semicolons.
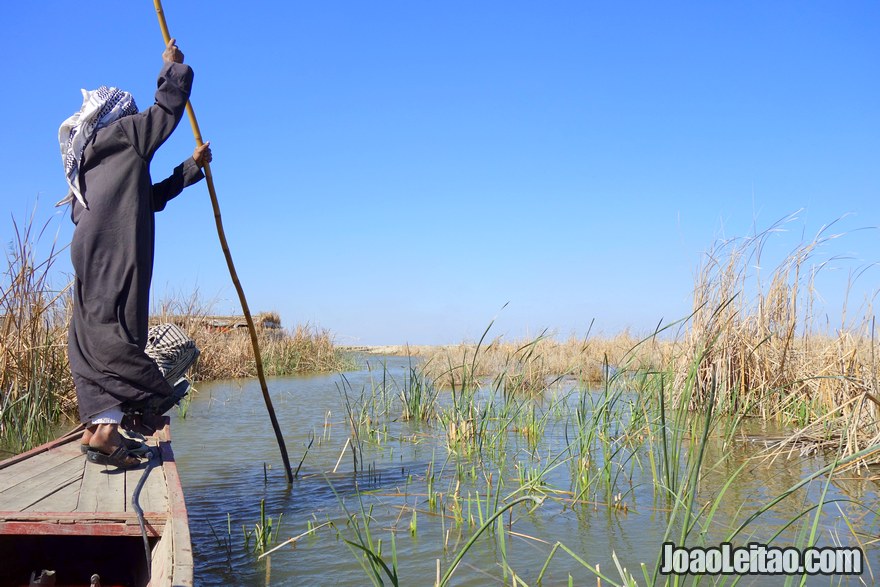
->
1;1;877;345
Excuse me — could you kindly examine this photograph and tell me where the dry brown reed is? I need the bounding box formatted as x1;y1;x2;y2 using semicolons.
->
0;217;73;402
0;211;75;449
152;297;353;380
414;331;671;392
190;325;351;380
670;214;878;463
675;221;876;396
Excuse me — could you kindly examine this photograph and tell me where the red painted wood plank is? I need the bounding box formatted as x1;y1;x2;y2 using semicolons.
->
0;519;162;537
157;419;194;587
0;511;165;537
0;511;167;523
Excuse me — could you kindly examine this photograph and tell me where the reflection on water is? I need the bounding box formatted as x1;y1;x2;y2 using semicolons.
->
170;356;879;586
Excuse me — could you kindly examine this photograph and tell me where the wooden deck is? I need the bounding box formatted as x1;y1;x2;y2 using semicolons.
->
0;420;192;586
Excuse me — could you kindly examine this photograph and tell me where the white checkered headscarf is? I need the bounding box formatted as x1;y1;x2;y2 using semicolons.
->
57;86;138;209
145;323;200;385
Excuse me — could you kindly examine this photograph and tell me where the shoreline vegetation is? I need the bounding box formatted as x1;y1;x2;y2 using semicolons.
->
2;212;878;469
344;218;879;469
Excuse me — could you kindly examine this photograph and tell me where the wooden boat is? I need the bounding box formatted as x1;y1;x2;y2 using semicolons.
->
0;418;191;587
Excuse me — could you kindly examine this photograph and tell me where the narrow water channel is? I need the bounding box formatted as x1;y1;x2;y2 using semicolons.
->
170;356;879;586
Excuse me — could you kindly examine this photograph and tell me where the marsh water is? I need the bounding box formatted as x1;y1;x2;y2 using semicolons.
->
170;355;879;586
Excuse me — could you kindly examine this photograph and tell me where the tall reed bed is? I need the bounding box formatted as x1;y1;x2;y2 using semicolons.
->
168;215;876;584
153;296;355;380
399;215;879;462
0;211;74;452
414;330;670;391
676;214;879;463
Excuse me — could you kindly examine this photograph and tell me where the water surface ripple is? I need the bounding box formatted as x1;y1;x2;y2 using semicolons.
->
170;356;879;586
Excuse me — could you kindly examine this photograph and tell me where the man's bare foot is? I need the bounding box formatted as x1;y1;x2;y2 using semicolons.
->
80;424;97;447
85;424;140;467
88;423;123;452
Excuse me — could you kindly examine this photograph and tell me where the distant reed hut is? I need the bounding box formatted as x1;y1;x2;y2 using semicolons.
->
152;312;282;334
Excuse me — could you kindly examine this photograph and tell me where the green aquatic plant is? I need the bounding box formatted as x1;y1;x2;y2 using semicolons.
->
409;508;418;537
231;306;878;585
207;513;234;563
340;370;395;447
399;360;439;422
337;489;401;587
243;499;284;554
436;494;544;586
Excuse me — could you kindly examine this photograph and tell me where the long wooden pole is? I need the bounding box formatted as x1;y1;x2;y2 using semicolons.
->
153;0;294;484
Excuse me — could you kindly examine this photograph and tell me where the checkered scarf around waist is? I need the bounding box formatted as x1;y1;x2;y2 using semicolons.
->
57;86;139;209
145;323;200;384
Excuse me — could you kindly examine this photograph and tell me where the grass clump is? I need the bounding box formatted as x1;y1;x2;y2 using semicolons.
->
243;499;284;554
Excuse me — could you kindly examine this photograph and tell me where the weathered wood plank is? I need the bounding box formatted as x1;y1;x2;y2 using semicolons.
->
169;516;194;587
149;525;173;586
0;448;81;494
0;417;179;575
0;456;84;512
53;440;83;460
125;454;168;515
76;458;128;513
29;477;82;512
143;463;169;514
0;427;82;471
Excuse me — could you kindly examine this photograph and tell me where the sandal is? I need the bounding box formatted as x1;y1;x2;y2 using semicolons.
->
86;446;143;469
119;428;147;443
80;437;148;455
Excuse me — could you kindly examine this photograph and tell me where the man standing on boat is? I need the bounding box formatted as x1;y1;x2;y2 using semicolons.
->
58;39;211;468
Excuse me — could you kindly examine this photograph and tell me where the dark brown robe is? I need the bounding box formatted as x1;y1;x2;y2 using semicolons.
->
68;62;204;422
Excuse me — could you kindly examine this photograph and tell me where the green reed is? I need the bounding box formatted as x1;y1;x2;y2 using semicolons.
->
242;499;283;554
334;484;401;587
399;358;439;422
437;495;544;586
